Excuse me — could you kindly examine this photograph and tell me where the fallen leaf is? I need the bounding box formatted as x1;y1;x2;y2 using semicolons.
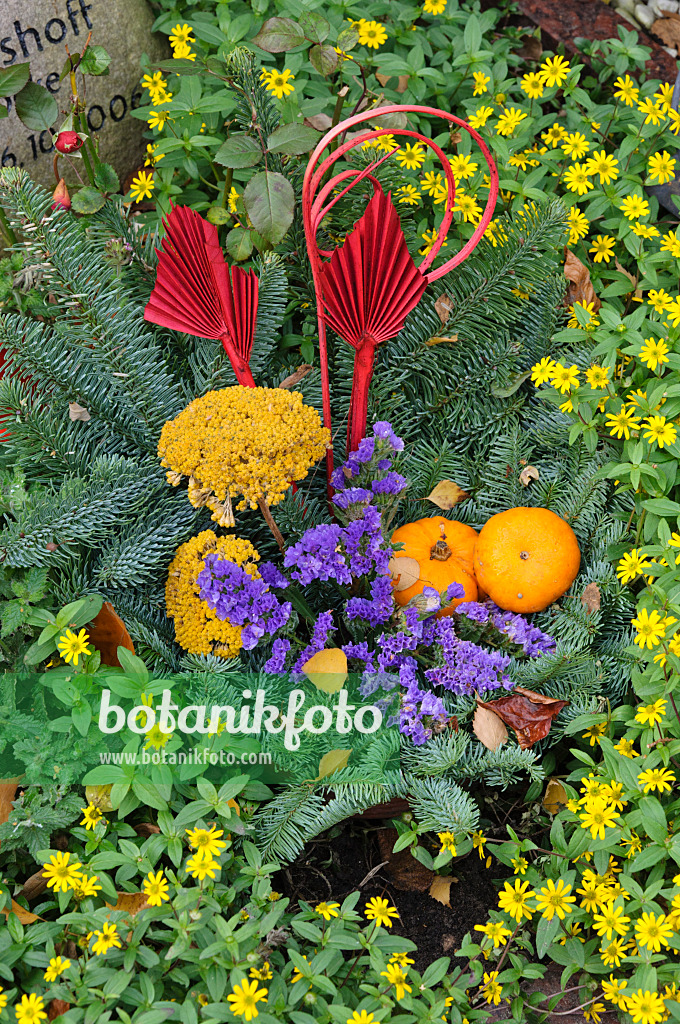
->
614;258;638;295
425;334;459;346
389;555;421;592
375;72;409;92
581;582;601;614
519;465;539;487
20;868;49;901
1;898;40;924
652;16;680;46
542;777;568;815
304;113;332;131
472;705;508;751
449;131;462;145
105;891;149;916
427;480;469;509
515;32;543;60
378;827;434;891
564;248;600;312
85;783;114;811
477;688;569;750
68;401;91;422
316;748;352;780
429;874;452;907
302;648;347;693
48;1000;70;1022
278;365;312;389
133;822;161;837
435;294;453;323
0;779;19;851
87;602;135;667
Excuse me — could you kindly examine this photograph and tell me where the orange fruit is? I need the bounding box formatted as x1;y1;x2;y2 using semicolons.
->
473;507;580;613
390;516;478;617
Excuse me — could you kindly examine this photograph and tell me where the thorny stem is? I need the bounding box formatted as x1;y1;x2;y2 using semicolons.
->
258;498;285;553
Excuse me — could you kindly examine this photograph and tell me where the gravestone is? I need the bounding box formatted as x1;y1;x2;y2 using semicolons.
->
0;0;169;187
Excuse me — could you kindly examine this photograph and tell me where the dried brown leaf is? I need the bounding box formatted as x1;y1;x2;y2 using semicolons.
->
429;874;452;907
48;1000;70;1022
614;258;641;298
472;705;508;751
389;556;421;592
375;72;409;93
304;113;332;131
105;891;149;916
542;778;568;815
519;465;539;487
88;601;135;667
2;899;41;924
434;295;453;323
652;16;680;46
581;582;601;614
515;33;543;60
68;401;91;422
377;828;433;891
427;479;469;509
279;365;312;389
477;688;569;750
564;248;600;311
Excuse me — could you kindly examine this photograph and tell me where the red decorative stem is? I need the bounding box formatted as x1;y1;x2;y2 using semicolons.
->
348;336;377;453
220;334;256;387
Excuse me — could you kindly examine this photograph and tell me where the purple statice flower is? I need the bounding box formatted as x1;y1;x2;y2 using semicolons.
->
489;604;555;657
373;421;405;451
424;618;511;695
264;638;291;674
445;581;466;602
375;629;418;671
456;600;490;624
347;575;394;626
371;472;408;496
291;610;336;677
344;437;376;477
344;505;391;576
283;524;350;586
197;556;292;651
258;562;288;589
333;487;373;510
342;641;376;671
399;677;448;745
377;458;392;471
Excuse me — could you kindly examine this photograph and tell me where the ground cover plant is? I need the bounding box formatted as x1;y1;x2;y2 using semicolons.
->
1;0;680;1020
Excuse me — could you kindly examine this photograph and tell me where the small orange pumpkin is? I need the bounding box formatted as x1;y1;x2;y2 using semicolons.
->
390;516;478;617
473;507;580;613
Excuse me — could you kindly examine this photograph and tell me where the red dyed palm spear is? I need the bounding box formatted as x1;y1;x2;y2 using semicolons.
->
144;203;258;387
303;104;499;479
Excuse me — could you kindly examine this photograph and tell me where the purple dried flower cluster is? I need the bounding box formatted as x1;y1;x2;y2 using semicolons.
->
455;600;555;657
331;421;407;503
399;676;449;746
197;555;292;650
291;610;335;677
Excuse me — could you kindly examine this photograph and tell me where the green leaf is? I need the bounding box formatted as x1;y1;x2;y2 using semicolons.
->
535;913;561;959
206;206;232;225
299;11;330;43
643;498;680;517
15;82;58;132
336;26;359;51
93;163;120;194
226;227;253;261
309;45;339;77
155;58;204;75
132;777;168;811
0;107;7;120
267;123;320;155
0;63;31;96
214;134;263;169
79;46;111;76
638;797;668;844
243;171;294;245
117;648;149;686
251;17;305;52
71;187;107;214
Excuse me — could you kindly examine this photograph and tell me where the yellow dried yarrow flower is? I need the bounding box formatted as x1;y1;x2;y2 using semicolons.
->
165;530;260;658
158;386;330;517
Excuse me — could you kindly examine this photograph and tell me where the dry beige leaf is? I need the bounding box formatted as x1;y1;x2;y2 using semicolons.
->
449;131;462;145
279;365;312;389
652;16;680;46
429;874;453;907
519;465;539;487
304;113;332;131
1;899;40;924
105;891;150;916
68;402;91;422
302;648;348;693
515;33;543;60
425;335;459;346
48;999;70;1022
435;295;453;323
375;72;409;93
389;555;421;592
427;479;469;509
564;248;600;312
20;868;49;902
542;778;568;815
581;582;601;614
472;705;508;751
614;258;641;299
85;784;114;811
